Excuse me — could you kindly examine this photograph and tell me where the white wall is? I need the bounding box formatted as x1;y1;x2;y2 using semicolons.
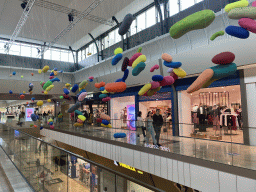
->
0;79;67;95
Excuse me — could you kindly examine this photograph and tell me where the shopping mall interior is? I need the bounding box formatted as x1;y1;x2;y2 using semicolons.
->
0;0;256;192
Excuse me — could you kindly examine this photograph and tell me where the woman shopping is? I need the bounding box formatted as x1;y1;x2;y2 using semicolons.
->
145;111;157;146
136;111;146;142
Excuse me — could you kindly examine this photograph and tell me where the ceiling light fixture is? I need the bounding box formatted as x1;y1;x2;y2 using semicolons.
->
68;13;74;22
21;1;27;9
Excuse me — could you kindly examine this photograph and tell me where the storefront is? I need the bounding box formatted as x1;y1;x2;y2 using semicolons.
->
41;103;55;115
177;71;243;143
67;155;156;192
110;96;135;130
68;155;97;191
139;92;173;134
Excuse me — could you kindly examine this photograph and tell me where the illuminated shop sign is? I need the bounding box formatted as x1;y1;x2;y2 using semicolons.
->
114;161;143;174
86;94;93;99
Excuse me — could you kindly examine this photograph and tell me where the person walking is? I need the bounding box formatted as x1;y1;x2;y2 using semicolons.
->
36;158;40;176
18;111;25;127
153;109;163;146
137;111;146;142
145;111;157;146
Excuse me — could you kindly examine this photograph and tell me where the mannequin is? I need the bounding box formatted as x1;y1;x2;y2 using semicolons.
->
197;103;207;132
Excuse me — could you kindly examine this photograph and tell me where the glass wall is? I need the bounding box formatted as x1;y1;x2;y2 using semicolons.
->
0;124;156;192
78;0;209;61
110;96;135;130
178;85;243;143
0;39;74;63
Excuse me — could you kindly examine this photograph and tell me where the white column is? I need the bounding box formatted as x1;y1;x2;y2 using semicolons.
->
245;83;256;146
178;91;192;137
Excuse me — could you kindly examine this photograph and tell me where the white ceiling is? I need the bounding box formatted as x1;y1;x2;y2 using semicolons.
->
0;0;135;49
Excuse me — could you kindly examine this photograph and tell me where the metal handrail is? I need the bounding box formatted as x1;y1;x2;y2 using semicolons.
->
1;124;164;192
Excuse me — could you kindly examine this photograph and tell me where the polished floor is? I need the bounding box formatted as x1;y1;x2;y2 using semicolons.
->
0;162;13;192
5;119;256;171
50;122;256;171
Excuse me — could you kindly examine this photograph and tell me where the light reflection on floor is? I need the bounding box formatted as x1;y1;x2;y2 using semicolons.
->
7;121;256;172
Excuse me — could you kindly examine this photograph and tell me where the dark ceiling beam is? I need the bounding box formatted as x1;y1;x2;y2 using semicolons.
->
20;0;114;26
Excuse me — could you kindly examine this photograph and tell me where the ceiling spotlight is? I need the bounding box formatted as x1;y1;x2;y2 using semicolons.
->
68;13;74;22
21;1;28;10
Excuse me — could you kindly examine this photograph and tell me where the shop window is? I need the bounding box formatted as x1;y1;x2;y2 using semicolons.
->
67;154;92;191
116;175;126;192
169;0;179;16
146;6;156;28
110;96;135;131
181;0;195;11
100;170;115;192
137;12;146;32
178;85;243;143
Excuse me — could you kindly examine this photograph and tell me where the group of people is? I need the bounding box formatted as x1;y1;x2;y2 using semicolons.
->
137;109;164;147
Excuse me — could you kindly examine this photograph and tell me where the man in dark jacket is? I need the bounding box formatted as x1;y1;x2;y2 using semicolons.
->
153;109;163;146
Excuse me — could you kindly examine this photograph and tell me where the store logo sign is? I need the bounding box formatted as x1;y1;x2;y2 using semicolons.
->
86;94;93;99
114;161;143;174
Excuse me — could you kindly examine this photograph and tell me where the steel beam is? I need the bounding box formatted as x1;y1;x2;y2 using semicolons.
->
40;0;105;57
5;0;36;53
